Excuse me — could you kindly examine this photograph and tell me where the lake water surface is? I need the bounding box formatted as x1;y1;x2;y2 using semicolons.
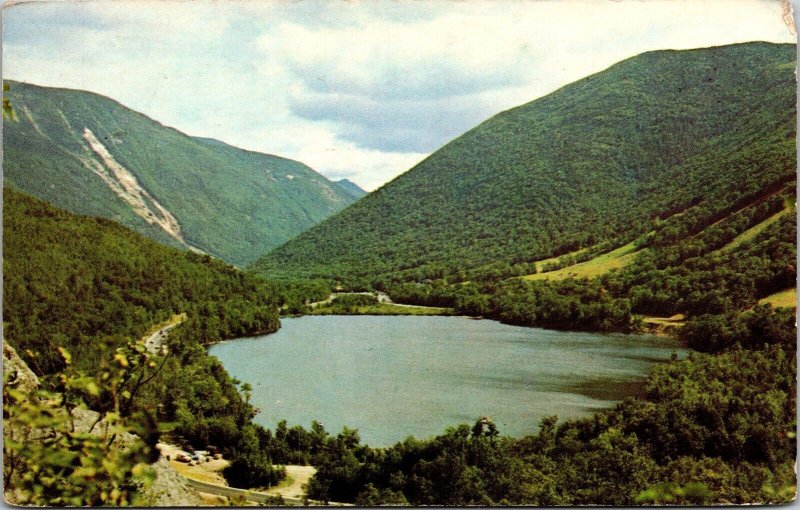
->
209;315;684;446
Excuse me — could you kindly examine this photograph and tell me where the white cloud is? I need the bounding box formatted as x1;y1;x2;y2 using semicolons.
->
256;14;536;101
3;0;794;191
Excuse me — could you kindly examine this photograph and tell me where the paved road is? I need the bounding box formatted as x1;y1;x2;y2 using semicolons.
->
184;477;352;506
308;291;446;311
143;319;184;353
307;291;375;308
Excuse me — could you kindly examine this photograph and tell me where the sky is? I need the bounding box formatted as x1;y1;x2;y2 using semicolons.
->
3;0;795;191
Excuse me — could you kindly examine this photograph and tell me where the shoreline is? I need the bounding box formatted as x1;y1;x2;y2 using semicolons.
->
208;314;687;447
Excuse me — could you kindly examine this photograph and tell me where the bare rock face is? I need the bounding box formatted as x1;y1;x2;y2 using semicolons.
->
3;343;40;393
140;458;204;507
2;344;202;506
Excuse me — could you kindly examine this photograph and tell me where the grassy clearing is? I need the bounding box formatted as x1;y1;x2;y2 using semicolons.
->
308;303;451;316
758;288;797;308
265;474;295;492
262;466;317;500
522;242;640;281
642;314;686;327
716;206;793;254
170;461;226;485
533;247;591;272
641;314;685;336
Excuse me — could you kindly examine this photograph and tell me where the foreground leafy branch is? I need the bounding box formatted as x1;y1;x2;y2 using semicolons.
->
3;344;157;506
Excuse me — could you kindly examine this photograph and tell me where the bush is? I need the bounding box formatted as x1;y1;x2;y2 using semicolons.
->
332;294;378;307
223;454;286;489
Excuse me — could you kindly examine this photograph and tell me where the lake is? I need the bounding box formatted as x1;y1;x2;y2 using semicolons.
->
209;315;685;446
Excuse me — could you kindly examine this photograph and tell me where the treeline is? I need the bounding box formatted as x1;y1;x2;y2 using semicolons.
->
647;185;790;249
612;204;795;319
292;190;797;504
376;189;795;336
2;187;329;489
382;279;634;332
268;305;794;505
678;305;795;353
315;185;793;310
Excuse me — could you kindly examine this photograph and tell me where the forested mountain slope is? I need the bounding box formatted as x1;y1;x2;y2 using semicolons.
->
254;42;796;285
2;186;286;374
3;81;359;266
2;186;331;493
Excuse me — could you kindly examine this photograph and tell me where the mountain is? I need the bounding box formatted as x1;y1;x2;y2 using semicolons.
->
334;178;368;199
2;81;360;266
253;42;796;284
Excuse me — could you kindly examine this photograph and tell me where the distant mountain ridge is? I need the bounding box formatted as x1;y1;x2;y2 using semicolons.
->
334;179;368;199
253;42;796;283
3;81;360;266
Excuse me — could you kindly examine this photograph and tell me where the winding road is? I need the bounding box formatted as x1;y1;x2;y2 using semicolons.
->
143;315;186;353
182;469;351;506
308;291;447;311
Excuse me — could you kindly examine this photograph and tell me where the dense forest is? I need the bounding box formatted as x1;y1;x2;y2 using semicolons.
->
378;187;795;336
2;187;330;492
254;43;795;286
